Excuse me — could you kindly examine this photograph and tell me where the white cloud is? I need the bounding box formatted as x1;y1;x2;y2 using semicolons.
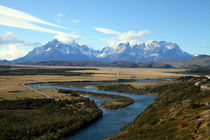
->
0;32;41;60
0;14;68;35
0;5;70;35
57;13;64;23
116;30;150;46
57;13;64;17
94;27;150;47
0;44;28;60
94;27;120;35
72;19;80;24
0;5;66;29
0;32;40;47
0;32;23;45
54;33;84;44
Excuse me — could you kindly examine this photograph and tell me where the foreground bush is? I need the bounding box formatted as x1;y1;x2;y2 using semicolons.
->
0;98;102;140
108;81;210;140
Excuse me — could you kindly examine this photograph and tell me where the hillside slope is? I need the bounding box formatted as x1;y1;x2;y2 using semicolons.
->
186;66;210;75
108;79;210;140
159;55;210;68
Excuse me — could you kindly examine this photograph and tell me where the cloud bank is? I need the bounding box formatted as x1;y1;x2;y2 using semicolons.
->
54;33;84;44
0;5;70;35
0;44;28;60
0;5;66;28
94;27;150;47
0;5;84;60
0;32;40;47
0;32;42;60
0;32;23;45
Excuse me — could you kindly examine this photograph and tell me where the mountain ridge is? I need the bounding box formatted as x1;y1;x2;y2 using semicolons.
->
159;55;210;68
13;39;193;63
101;41;192;62
12;54;210;69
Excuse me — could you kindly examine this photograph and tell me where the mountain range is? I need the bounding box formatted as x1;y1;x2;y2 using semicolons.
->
13;39;193;63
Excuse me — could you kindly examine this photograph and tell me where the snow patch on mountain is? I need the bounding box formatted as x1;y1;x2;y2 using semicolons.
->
46;48;51;52
13;39;193;63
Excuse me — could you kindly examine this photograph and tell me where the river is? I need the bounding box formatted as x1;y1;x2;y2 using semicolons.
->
27;79;170;140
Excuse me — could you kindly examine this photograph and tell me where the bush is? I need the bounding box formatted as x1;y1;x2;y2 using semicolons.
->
0;98;102;139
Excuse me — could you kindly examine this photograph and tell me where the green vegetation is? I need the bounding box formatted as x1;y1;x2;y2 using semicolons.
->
97;84;150;94
0;65;97;76
0;98;102;140
58;89;134;110
176;76;195;81
108;81;210;140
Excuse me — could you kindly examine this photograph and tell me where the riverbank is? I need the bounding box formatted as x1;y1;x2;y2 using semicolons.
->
97;84;151;95
107;77;210;140
0;65;184;100
27;79;157;140
0;98;102;140
0;65;187;139
58;89;134;110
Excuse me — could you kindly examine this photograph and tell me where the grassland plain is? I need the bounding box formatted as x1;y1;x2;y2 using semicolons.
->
0;65;105;140
0;65;204;140
0;65;185;100
107;78;210;140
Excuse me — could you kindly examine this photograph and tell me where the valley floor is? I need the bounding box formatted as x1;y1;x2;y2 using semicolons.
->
0;65;185;100
0;65;197;139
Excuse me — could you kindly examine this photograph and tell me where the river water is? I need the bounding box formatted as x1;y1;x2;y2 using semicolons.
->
27;79;165;140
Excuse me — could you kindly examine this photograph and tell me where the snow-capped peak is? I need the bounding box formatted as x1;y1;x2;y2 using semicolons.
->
145;40;159;46
46;48;51;52
13;39;193;63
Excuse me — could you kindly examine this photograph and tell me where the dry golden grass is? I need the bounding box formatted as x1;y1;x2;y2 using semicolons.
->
0;76;43;100
74;67;186;80
0;65;186;100
33;88;81;100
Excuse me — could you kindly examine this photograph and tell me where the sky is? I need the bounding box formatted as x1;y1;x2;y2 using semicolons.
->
0;0;210;60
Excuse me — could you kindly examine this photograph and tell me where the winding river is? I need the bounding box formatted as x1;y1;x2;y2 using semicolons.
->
28;78;172;140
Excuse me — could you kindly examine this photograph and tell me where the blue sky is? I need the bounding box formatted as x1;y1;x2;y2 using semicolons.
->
0;0;210;60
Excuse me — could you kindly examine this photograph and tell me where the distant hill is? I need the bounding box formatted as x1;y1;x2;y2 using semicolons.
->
159;55;210;68
186;66;210;75
0;60;10;64
19;60;173;68
137;62;172;68
13;39;193;63
109;79;210;140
